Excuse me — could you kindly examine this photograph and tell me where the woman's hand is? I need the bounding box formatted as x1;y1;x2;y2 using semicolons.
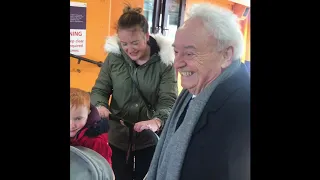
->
96;106;111;119
133;118;161;132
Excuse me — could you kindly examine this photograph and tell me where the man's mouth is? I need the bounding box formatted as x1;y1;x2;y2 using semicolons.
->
180;71;194;77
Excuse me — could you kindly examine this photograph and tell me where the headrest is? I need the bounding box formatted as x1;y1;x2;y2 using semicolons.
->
70;146;114;180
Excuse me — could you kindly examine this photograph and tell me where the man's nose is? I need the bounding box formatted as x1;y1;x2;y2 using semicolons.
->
173;55;186;69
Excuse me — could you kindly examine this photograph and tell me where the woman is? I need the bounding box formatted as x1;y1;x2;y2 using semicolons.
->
90;5;178;180
70;87;112;166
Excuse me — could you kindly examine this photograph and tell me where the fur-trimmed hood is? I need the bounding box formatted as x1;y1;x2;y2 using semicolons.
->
104;33;174;66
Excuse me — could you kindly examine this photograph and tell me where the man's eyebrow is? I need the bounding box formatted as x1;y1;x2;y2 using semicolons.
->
171;44;196;49
184;45;196;49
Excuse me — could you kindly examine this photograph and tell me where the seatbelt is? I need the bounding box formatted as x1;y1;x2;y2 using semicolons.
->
108;114;159;180
127;127;136;179
109;114;136;177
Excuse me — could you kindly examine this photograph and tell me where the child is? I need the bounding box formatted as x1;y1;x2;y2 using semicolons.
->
70;87;112;166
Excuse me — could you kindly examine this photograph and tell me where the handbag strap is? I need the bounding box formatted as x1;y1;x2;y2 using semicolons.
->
124;60;156;113
129;72;156;114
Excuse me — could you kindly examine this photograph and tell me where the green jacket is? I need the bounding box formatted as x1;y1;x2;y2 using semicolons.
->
91;34;178;151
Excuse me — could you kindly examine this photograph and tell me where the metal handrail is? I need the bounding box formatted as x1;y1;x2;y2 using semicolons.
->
70;54;103;67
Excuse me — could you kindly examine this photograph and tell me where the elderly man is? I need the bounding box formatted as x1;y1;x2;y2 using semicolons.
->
146;3;250;180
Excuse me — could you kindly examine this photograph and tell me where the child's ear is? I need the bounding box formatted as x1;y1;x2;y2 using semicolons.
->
88;109;91;114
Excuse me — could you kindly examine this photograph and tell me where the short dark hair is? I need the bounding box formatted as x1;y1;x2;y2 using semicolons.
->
117;5;149;33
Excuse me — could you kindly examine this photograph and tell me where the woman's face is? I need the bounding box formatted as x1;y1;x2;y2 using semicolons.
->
118;26;149;61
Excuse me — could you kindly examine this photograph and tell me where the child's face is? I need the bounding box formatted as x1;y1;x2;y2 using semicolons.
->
70;105;90;137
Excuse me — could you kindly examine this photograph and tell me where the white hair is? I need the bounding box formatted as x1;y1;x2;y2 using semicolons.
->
187;3;244;61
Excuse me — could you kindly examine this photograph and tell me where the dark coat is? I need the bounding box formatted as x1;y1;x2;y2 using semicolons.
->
179;64;250;180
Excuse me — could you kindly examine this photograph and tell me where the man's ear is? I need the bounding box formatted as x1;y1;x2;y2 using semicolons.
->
221;46;234;69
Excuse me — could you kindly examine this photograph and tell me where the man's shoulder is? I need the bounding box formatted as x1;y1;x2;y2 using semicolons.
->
209;66;250;106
